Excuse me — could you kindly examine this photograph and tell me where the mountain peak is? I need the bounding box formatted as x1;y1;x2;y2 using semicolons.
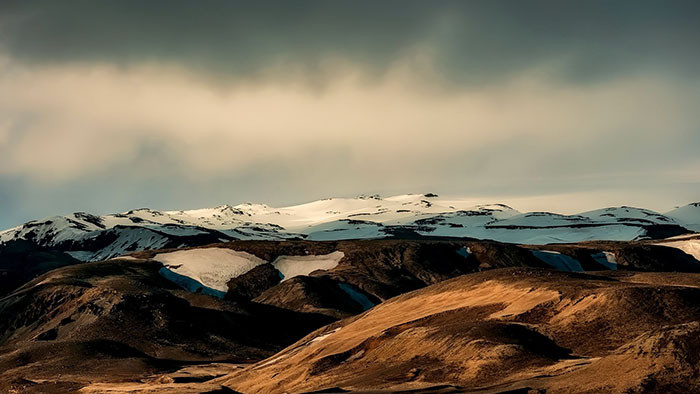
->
356;194;381;200
1;194;697;259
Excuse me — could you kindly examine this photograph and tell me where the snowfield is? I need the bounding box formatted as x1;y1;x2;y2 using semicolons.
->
272;251;345;281
579;206;676;225
531;250;584;272
592;251;618;270
1;194;698;261
152;248;345;296
654;236;700;261
666;203;700;232
153;248;265;292
338;283;375;310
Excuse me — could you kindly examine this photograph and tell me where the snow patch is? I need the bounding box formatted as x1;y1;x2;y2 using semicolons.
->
580;206;675;225
456;246;471;258
158;267;227;298
591;252;617;270
272;251;344;281
65;251;95;261
665;203;700;232
531;250;583;272
338;283;375;310
304;220;384;241
654;239;700;261
153;248;265;292
257;353;290;368
3;195;699;260
109;255;138;261
310;327;342;345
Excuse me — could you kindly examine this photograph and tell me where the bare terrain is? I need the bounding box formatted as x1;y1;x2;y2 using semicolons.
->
1;237;699;393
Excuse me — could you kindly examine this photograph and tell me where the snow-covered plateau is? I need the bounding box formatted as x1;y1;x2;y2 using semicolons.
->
1;193;698;261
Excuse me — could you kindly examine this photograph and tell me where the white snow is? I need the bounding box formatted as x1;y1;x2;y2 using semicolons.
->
419;223;646;245
0;216;93;245
654;238;700;261
144;225;209;236
591;251;617;270
65;251;97;261
153;248;265;292
109;255;138;261
309;328;341;345
305;220;384;241
665;203;700;232
345;349;365;362
2;195;698;261
338;283;375;310
158;267;227;298
152;247;344;296
580;206;675;225
497;212;592;227
257;353;289;368
531;250;583;272
88;227;171;261
272;251;345;281
456;246;471;258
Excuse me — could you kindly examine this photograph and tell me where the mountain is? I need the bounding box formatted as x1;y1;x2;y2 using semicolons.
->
0;197;696;392
0;240;80;297
0;256;335;393
666;202;700;232
214;268;700;393
652;233;700;262
139;238;700;305
72;267;700;393
3;237;700;392
1;195;695;264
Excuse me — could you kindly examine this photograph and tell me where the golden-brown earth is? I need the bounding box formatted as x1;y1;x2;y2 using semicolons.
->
3;238;700;393
79;269;700;393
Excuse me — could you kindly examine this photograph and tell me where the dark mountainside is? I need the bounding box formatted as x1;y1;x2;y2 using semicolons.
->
0;240;80;297
0;237;699;392
222;268;700;393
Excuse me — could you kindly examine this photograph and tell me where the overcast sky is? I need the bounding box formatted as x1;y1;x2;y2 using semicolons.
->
1;0;699;228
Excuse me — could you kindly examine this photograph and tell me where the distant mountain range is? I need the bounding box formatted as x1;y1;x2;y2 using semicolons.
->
1;195;700;392
1;194;698;262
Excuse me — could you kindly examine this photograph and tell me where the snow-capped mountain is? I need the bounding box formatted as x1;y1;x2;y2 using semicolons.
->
1;194;697;261
666;202;700;232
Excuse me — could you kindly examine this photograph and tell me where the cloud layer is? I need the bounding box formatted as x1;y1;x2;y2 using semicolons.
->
0;1;699;227
2;1;699;85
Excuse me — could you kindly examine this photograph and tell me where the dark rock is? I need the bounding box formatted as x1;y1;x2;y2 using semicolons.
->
225;263;281;301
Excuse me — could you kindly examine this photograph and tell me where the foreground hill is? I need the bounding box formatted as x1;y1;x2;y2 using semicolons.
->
215;268;700;393
76;267;700;393
2;238;700;392
0;240;80;297
145;236;700;306
1;194;697;263
0;258;333;393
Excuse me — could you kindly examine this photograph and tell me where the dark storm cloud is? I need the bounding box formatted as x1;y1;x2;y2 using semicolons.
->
1;0;699;85
1;0;699;229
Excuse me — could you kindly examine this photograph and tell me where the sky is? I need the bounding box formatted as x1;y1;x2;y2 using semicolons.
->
1;0;699;228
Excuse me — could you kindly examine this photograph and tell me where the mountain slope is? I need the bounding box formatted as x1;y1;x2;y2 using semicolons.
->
0;240;80;297
0;258;334;393
2;238;700;392
1;195;695;264
666;202;700;232
123;238;700;322
218;268;700;393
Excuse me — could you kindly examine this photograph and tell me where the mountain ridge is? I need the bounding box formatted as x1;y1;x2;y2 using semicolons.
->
2;237;700;392
1;194;697;262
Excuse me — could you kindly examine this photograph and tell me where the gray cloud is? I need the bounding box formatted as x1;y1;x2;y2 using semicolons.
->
0;0;699;229
1;1;699;85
